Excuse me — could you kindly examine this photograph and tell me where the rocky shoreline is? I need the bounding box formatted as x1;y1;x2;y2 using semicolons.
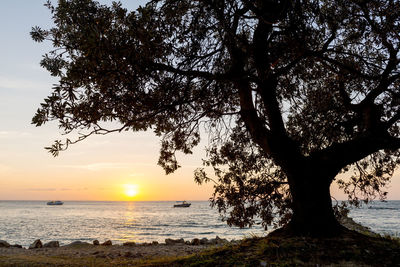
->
0;217;385;265
0;236;233;263
0;235;231;249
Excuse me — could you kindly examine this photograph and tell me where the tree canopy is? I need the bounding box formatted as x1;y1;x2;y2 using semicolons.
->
32;0;400;235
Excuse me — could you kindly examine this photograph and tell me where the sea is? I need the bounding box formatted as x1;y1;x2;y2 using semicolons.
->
0;200;399;247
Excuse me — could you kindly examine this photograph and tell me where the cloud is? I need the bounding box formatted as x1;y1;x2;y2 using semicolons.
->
26;188;57;191
25;187;89;192
57;162;132;171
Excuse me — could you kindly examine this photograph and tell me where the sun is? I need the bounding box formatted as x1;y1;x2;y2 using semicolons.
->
124;184;139;198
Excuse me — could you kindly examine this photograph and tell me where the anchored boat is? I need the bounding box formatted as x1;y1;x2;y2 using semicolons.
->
47;200;64;205
173;201;191;208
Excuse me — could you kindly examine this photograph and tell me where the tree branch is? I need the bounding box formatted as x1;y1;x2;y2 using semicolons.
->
311;132;400;173
151;62;229;81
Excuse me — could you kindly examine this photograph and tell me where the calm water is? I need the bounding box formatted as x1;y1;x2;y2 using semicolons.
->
0;201;399;247
349;200;400;237
0;201;265;247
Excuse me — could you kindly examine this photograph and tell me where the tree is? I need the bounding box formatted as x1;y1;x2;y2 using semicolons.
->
32;0;400;236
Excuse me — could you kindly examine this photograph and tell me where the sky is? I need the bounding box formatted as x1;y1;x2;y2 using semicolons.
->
0;0;214;201
0;1;399;201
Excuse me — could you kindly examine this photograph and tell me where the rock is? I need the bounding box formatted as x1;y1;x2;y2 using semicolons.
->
207;236;228;245
0;240;10;248
215;236;228;244
191;238;200;245
152;241;159;245
66;241;90;246
93;240;100;246
199;238;208;245
11;244;22;248
165;238;185;245
208;238;217;245
123;241;136;246
43;241;60;248
185;241;191;245
29;239;43;249
101;240;112;246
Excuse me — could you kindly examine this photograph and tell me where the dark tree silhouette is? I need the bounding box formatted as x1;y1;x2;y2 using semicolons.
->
32;0;400;236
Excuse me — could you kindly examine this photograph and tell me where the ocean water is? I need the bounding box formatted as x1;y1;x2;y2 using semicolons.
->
349;200;400;237
0;200;399;247
0;201;265;247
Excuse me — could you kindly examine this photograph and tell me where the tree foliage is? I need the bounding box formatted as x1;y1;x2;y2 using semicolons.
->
32;0;400;231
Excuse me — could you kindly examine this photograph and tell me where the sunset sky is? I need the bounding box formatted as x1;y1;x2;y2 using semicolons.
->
1;0;400;201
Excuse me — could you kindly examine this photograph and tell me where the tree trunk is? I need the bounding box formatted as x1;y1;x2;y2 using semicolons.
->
284;171;345;237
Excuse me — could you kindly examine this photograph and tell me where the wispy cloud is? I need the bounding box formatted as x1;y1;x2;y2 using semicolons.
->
26;188;57;191
57;162;132;171
25;187;89;192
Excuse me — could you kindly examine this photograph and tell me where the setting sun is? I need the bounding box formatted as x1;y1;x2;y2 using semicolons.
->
124;184;139;198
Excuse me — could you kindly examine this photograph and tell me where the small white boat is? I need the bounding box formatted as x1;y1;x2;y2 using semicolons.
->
47;200;64;205
173;201;191;208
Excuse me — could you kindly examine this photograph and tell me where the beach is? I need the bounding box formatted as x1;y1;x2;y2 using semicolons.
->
0;214;393;266
0;238;228;266
1;224;400;266
0;242;211;263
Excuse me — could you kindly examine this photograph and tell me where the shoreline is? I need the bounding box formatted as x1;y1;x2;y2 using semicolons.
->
0;214;386;250
0;235;232;249
0;217;395;266
0;237;229;266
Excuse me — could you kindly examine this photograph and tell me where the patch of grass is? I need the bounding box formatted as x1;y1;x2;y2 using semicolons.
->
146;232;400;267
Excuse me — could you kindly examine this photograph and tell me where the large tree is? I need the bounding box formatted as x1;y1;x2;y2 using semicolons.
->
32;0;400;236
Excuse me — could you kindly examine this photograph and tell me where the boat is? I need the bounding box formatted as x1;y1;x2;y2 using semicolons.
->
47;200;64;205
173;201;191;208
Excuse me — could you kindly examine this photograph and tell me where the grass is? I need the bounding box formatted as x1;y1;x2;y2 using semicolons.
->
155;232;400;267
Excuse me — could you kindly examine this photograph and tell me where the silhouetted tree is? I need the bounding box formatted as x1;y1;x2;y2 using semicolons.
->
32;0;400;236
